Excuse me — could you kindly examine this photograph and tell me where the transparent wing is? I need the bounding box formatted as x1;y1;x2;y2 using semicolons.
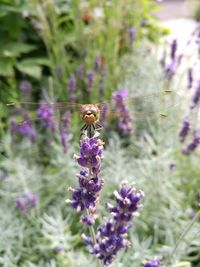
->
98;90;181;120
6;101;83;110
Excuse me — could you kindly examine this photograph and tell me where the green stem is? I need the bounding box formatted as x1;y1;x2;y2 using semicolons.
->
170;210;200;259
86;167;104;267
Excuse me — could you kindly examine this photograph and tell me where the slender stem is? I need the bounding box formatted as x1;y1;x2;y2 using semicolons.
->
86;167;104;267
86;209;95;242
170;210;200;259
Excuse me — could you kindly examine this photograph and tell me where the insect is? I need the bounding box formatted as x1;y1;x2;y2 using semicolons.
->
79;104;102;137
6;90;178;137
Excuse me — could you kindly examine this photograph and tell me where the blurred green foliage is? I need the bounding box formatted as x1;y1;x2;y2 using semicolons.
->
0;0;166;104
194;0;200;21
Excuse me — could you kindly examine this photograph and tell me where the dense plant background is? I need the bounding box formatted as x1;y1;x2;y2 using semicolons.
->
0;1;200;267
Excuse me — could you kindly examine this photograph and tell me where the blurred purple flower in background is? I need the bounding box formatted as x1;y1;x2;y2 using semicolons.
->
113;89;133;134
19;80;32;96
19;80;32;111
187;208;196;219
165;60;176;80
191;80;200;109
169;163;176;171
179;119;190;143
66;136;104;225
77;64;84;78
94;55;101;72
87;70;95;91
144;257;161;267
187;68;193;89
16;192;38;214
10;120;36;143
128;27;136;47
83;181;144;266
182;134;200;155
55;246;64;253
165;39;178;80
170;39;177;60
68;74;77;102
60;111;71;153
37;101;55;131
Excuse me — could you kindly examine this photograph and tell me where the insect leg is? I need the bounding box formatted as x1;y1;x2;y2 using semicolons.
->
95;122;103;132
81;124;87;132
88;125;92;138
80;124;88;138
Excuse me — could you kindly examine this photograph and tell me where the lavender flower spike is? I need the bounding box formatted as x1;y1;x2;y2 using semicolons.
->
165;60;176;80
179;119;190;143
37;101;55;131
182;134;200;155
187;68;193;89
144;257;162;267
128;27;136;47
83;181;144;266
170;39;177;60
16;192;38;214
113;89;133;134
87;70;95;91
19;80;32;96
66;134;104;225
190;80;200;109
10;120;36;143
68;74;77;102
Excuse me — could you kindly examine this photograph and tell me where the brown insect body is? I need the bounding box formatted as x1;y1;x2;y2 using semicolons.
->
79;104;102;137
80;104;100;125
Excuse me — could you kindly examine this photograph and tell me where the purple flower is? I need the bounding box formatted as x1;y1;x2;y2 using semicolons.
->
113;89;133;134
187;208;196;219
83;181;144;266
94;56;101;72
19;80;32;106
165;60;176;80
179;119;190;143
68;74;77;102
56;246;64;253
128;27;136;47
77;64;84;78
37;101;55;131
19;80;32;96
10;120;36;143
188;68;193;89
182;134;200;155
169;163;176;170
77;136;104;173
60;111;71;153
191;80;200;109
144;257;161;267
15;192;38;214
170;39;177;60
66;136;104;224
87;70;95;91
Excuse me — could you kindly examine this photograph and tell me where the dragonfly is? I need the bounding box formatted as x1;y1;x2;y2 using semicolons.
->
6;90;179;137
